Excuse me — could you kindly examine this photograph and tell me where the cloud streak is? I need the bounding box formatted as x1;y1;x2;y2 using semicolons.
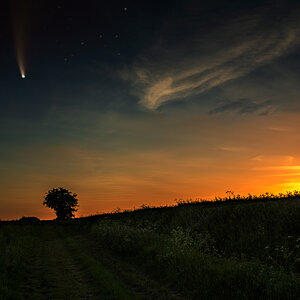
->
219;146;247;152
209;98;276;115
124;4;300;110
252;166;300;171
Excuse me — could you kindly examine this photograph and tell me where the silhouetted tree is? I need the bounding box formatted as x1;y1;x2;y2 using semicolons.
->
43;187;78;220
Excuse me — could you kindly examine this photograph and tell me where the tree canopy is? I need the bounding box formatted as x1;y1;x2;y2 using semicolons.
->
43;187;78;220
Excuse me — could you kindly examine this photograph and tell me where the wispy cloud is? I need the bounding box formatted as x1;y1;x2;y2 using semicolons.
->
209;98;276;115
124;5;300;110
271;172;300;177
219;146;247;152
252;166;300;171
268;126;292;132
251;155;295;164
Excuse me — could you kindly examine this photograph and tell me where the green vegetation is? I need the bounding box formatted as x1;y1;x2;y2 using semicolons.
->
0;225;34;299
1;192;299;299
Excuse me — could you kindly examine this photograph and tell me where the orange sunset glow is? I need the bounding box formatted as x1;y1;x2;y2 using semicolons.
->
1;110;300;220
1;0;300;220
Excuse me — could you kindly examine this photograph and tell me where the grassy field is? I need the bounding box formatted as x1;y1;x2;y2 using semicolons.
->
1;193;299;299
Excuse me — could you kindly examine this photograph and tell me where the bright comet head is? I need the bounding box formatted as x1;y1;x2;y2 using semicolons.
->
22;74;25;79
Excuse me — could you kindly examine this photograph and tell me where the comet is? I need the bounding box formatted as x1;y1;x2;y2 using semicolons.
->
10;0;32;79
18;58;26;78
15;46;27;78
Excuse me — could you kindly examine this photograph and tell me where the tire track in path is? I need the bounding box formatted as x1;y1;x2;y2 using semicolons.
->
72;234;185;300
20;225;135;300
20;227;97;299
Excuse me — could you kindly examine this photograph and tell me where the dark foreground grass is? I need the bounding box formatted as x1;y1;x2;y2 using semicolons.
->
90;218;299;299
1;193;299;299
0;224;39;299
63;235;137;300
0;224;138;300
84;194;300;299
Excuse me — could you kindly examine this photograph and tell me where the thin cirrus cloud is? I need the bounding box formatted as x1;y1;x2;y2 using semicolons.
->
267;126;292;132
124;5;300;110
251;155;295;164
219;146;247;152
209;98;276;115
252;166;300;171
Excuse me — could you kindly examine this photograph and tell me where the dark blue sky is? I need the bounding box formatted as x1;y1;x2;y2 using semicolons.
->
1;0;300;219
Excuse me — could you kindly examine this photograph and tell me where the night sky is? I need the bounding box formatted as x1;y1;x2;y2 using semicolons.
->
1;0;300;219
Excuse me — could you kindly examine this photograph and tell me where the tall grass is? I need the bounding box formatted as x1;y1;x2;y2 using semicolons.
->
87;194;300;299
1;192;299;299
0;224;39;299
91;219;299;299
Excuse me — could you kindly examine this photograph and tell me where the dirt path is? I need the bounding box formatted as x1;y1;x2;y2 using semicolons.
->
72;235;184;300
18;225;184;300
19;226;135;300
20;231;98;299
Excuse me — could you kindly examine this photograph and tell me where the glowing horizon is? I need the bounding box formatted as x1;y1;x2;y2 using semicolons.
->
1;111;300;220
1;1;299;221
